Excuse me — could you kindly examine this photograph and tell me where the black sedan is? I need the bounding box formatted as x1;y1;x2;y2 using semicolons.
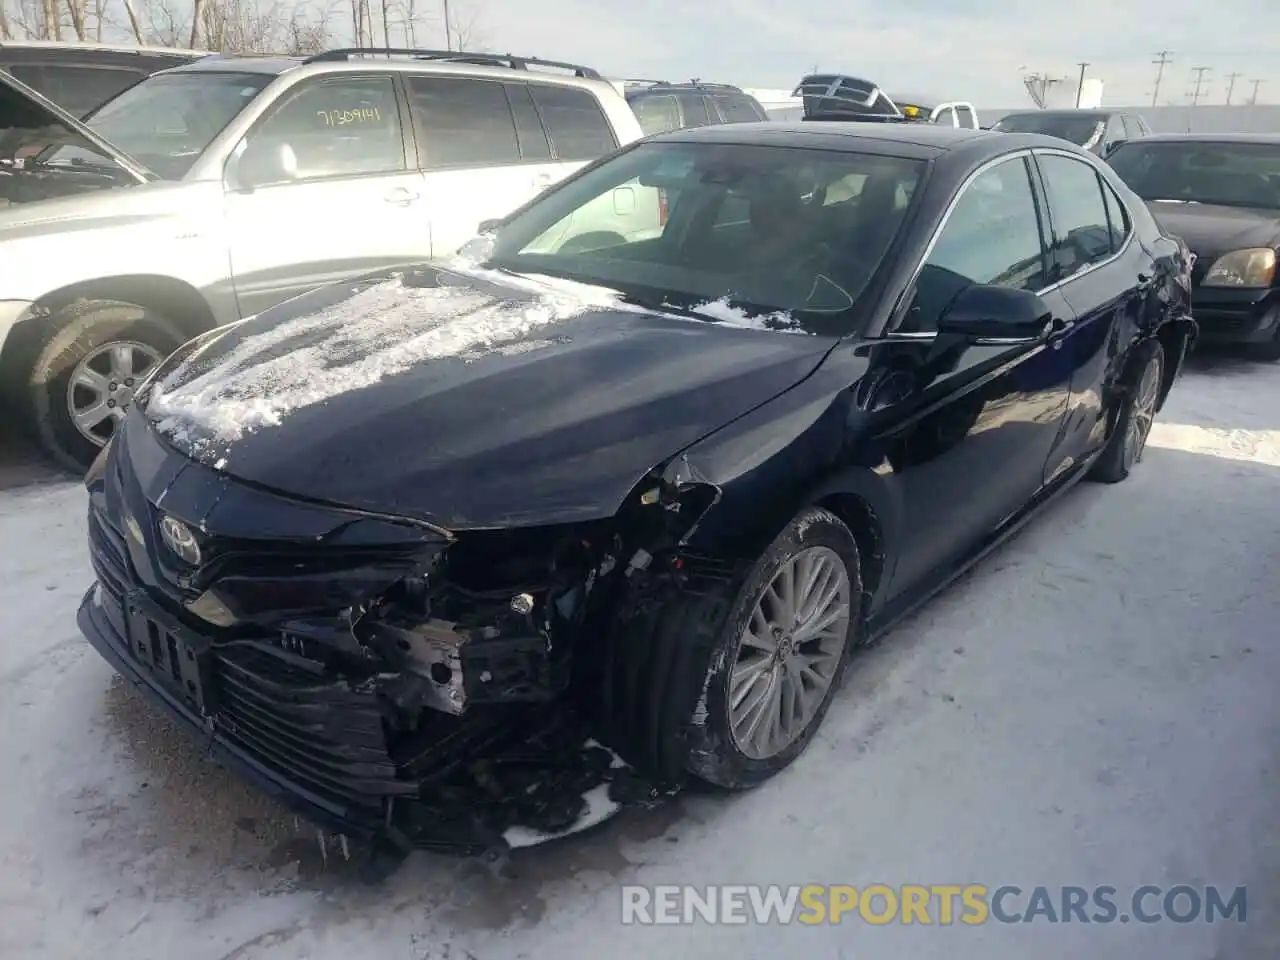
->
77;120;1196;868
1107;133;1280;359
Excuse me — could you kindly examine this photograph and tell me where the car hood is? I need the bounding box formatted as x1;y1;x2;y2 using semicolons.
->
0;69;150;181
142;265;836;530
1147;200;1280;264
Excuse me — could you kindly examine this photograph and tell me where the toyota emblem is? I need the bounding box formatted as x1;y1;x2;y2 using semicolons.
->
158;515;201;566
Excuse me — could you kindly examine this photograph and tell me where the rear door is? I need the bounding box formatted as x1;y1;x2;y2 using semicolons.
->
1031;149;1153;481
223;72;429;316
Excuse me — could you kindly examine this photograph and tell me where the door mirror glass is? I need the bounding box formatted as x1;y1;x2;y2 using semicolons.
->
936;284;1052;340
233;140;297;189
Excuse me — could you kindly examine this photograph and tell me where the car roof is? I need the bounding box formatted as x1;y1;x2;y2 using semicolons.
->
651;120;1013;157
1118;132;1280;145
166;55;303;75
0;39;208;57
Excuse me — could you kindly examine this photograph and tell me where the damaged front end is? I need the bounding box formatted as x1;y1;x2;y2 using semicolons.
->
79;417;724;864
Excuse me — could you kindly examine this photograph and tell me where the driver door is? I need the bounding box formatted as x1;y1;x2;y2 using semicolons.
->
222;74;430;318
874;153;1076;601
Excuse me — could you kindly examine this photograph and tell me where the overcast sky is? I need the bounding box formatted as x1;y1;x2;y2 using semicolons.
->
463;0;1277;107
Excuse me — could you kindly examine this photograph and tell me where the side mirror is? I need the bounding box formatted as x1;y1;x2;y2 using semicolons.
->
1105;138;1128;158
937;284;1052;341
232;140;296;190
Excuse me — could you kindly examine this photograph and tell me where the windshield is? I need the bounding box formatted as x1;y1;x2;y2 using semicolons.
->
1107;140;1280;210
992;113;1105;147
482;141;926;333
43;71;273;179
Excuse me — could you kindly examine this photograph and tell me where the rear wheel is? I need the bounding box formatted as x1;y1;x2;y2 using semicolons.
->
1087;338;1164;484
25;300;184;473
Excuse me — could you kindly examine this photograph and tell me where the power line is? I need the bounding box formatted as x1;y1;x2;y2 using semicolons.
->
1225;71;1243;105
1075;62;1090;108
1151;50;1173;108
1188;66;1211;105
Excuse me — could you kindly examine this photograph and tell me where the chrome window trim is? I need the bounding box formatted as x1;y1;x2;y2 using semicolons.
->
876;146;1133;339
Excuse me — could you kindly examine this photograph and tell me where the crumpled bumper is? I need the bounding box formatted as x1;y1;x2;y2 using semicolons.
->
77;584;382;842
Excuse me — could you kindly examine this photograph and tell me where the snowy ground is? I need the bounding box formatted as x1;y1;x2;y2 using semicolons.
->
2;352;1279;960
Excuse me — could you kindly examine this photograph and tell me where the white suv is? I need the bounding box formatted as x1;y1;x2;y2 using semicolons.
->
0;48;646;470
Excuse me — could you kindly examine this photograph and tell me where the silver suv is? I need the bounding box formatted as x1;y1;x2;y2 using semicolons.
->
0;48;644;471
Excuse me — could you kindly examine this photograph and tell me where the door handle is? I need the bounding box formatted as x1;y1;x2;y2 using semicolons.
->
384;187;420;206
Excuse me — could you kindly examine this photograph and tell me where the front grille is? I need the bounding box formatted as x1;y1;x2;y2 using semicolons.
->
213;642;414;810
88;509;130;601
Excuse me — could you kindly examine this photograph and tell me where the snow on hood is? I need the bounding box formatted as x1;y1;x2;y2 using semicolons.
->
147;272;620;454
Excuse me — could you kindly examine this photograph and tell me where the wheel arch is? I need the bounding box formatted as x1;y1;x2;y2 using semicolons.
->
1;275;218;382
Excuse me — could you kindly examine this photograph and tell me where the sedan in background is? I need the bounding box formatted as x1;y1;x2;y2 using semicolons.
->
992;109;1151;159
1107;134;1280;360
77;119;1195;868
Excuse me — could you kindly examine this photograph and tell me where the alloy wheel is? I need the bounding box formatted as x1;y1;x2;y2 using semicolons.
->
1122;355;1162;472
729;545;852;760
66;340;164;446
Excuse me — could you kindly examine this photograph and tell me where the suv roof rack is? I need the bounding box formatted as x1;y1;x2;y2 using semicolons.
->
623;78;743;91
792;73;907;122
302;47;602;78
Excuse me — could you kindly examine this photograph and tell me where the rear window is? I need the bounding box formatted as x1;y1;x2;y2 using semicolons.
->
407;75;520;167
992;113;1105;148
675;92;710;127
711;93;763;123
527;84;616;161
6;63;147;117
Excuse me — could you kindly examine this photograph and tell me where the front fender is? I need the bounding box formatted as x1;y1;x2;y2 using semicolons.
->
670;342;905;583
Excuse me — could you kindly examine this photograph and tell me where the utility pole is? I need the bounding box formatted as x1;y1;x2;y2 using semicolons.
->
1075;62;1090;107
1248;79;1265;104
1225;71;1243;105
442;0;452;50
1151;50;1173;108
1189;66;1211;106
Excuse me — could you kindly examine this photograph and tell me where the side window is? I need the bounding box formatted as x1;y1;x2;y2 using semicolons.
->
407;76;518;168
8;64;143;117
933;106;956;127
631;94;681;136
1099;176;1132;252
955;106;977;129
1036;153;1114;281
711;93;765;123
1121;115;1143;140
503;84;552;161
675;92;711;127
239;75;405;182
901;156;1046;333
527;84;617;161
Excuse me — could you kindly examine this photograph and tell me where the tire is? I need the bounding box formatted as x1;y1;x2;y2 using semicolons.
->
25;300;185;473
1087;338;1165;484
600;506;864;791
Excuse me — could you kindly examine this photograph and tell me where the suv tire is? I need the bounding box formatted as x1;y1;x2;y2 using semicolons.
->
27;299;184;473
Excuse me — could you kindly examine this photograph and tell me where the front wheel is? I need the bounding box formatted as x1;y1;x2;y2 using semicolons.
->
684;507;864;789
25;300;184;473
1087;338;1165;484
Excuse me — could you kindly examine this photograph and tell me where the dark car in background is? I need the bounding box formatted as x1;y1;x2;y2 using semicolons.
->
623;79;767;135
992;109;1151;159
1108;134;1280;359
77;115;1194;866
0;40;208;117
